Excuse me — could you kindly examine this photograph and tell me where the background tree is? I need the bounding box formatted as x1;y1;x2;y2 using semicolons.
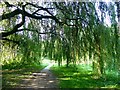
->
0;1;119;78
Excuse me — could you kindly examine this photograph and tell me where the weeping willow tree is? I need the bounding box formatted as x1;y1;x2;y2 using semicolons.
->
52;2;120;76
0;1;119;77
0;2;45;68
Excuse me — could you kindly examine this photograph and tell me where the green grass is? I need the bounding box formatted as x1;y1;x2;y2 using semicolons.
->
51;64;120;88
2;62;47;88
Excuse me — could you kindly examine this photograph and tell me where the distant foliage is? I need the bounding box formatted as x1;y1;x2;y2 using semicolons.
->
0;1;119;76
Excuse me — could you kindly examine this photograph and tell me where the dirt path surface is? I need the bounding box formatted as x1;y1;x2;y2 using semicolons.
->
19;63;59;89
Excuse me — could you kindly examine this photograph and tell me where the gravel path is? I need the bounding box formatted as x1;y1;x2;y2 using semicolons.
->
19;63;59;89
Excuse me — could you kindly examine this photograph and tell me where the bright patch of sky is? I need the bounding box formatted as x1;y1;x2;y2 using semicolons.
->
0;0;119;38
95;1;118;27
0;0;118;27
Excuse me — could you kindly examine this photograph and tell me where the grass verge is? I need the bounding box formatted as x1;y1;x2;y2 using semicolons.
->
51;64;120;89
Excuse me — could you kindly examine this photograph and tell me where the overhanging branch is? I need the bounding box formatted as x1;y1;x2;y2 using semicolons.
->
2;38;19;44
0;2;61;40
1;14;25;38
0;9;22;21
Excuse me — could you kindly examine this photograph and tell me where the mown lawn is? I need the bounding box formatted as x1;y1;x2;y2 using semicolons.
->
51;64;120;89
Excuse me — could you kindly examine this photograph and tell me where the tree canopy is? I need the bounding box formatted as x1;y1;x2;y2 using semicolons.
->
0;1;120;77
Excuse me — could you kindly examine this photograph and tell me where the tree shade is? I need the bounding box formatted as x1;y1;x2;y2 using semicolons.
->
0;1;120;77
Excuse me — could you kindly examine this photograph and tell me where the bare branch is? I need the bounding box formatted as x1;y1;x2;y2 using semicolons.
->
1;14;25;38
4;2;15;7
2;38;19;44
24;2;54;16
0;9;22;21
0;2;61;40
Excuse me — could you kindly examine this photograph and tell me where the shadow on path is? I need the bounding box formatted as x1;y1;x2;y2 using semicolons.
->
18;63;59;89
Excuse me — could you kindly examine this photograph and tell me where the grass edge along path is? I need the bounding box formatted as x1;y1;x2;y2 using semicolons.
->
51;64;120;89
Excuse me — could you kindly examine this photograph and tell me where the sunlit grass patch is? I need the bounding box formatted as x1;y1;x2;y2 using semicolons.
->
51;64;119;88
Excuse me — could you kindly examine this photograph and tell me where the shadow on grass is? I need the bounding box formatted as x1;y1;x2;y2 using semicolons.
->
51;65;120;88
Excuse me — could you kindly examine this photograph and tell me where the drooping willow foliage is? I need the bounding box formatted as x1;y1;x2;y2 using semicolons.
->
0;1;120;76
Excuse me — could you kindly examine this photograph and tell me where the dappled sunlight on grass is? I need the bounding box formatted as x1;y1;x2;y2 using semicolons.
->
60;77;71;80
51;64;119;88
